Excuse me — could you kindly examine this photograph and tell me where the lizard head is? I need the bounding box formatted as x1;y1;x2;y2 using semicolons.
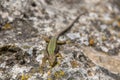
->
49;56;57;67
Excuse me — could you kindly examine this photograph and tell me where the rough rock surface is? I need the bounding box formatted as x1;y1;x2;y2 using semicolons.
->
0;0;120;80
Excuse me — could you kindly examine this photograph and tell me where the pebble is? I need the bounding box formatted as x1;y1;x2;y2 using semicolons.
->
1;12;9;19
100;24;107;31
66;33;80;40
100;46;109;53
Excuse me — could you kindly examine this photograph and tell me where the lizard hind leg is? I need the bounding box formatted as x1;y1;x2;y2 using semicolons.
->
57;40;66;45
57;39;73;45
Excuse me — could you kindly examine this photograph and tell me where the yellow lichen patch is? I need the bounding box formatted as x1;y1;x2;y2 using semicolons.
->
47;78;52;80
70;60;79;68
22;45;31;49
47;70;51;76
21;74;30;80
54;70;65;78
89;38;94;46
102;35;107;41
2;23;12;30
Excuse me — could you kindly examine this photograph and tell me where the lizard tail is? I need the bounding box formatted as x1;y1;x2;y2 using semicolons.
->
55;12;86;38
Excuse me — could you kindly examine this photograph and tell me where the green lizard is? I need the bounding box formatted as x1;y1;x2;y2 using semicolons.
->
40;13;82;73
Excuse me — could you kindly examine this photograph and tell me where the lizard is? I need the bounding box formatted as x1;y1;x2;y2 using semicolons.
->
40;13;83;73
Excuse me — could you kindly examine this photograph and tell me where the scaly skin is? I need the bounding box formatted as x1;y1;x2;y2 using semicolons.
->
40;13;83;73
47;36;57;67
